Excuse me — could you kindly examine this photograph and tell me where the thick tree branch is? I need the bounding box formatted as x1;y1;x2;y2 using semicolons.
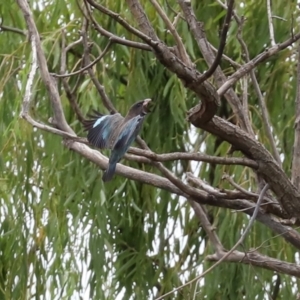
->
188;115;300;217
127;0;220;124
16;0;73;133
207;249;300;278
66;139;300;251
178;0;253;134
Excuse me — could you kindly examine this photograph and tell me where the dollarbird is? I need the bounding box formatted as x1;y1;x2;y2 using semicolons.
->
83;99;151;182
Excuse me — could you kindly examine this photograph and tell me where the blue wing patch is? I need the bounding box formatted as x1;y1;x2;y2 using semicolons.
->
83;112;124;149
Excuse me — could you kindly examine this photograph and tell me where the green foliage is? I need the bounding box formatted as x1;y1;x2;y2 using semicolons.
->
1;0;300;299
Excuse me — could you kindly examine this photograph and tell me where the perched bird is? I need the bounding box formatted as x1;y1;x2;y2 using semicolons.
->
83;99;151;182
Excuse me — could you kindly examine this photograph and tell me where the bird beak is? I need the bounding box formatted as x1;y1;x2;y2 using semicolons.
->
142;98;152;113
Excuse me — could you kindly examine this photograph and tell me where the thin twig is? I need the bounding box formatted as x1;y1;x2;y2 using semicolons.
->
222;174;274;202
65;37;83;52
52;39;113;78
0;17;26;35
209;42;241;68
60;30;85;123
166;0;185;21
156;184;269;300
187;173;227;197
81;1;152;51
81;17;117;114
198;0;234;83
85;0;159;44
0;23;26;35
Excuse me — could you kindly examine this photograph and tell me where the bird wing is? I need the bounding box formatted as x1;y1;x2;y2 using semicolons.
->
113;115;144;152
83;111;124;149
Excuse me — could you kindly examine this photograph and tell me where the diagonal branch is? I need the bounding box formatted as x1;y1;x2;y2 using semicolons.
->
81;1;152;51
266;0;276;46
59;31;85;123
189;115;300;217
235;14;282;166
178;0;253;134
218;32;300;96
85;0;159;43
149;0;192;66
189;201;225;255
197;0;234;83
20;35;37;118
81;17;117;114
52;39;113;78
16;0;73;133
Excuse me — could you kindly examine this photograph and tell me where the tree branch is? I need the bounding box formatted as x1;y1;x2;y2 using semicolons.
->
156;184;269;299
59;30;85;123
81;17;117;114
149;0;192;66
207;249;300;278
266;0;276;46
0;23;26;35
188;114;300;217
189;201;225;255
52;39;113;78
198;0;234;83
16;0;73;133
218;32;300;96
292;41;300;190
128;147;258;168
178;0;253;134
82;1;152;51
85;0;159;44
235;14;282;167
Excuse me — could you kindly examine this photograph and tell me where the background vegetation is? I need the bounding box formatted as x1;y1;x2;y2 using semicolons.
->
1;0;300;299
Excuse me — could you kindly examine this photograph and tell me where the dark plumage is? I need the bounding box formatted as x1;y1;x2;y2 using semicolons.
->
83;99;151;182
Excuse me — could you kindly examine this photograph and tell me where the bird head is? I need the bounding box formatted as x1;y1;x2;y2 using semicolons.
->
126;99;152;119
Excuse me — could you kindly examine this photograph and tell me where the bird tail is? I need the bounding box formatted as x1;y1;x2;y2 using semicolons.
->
102;163;117;182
